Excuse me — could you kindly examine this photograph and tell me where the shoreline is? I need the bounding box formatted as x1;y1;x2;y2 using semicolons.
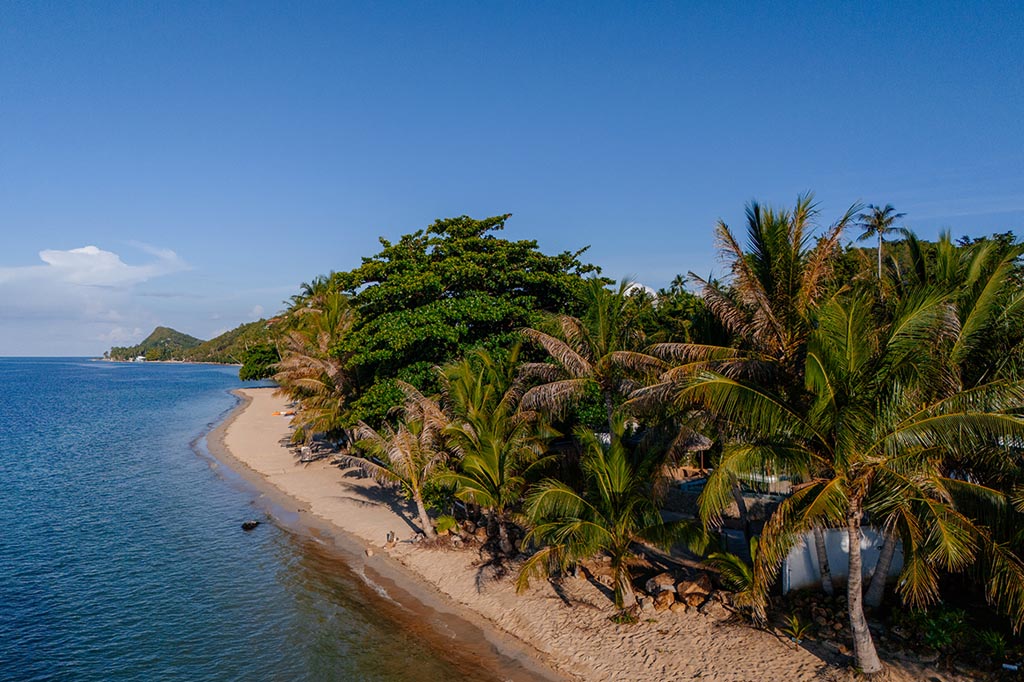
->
204;388;563;682
208;388;830;682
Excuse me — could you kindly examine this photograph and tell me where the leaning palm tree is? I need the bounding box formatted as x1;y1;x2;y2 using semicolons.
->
856;203;906;279
521;278;666;434
675;293;1024;674
517;420;704;609
438;346;556;555
343;383;448;539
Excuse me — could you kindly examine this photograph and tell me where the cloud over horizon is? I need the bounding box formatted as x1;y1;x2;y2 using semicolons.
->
0;244;191;355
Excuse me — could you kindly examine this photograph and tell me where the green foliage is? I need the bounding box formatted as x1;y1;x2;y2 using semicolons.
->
780;613;813;643
895;607;967;651
239;343;279;381
976;629;1007;661
518;418;705;608
331;214;597;423
435;514;459;535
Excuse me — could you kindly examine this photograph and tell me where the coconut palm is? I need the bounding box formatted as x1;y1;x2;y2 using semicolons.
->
675;292;1024;674
674;194;860;389
521;278;666;434
273;291;356;439
438;346;556;554
517;419;705;609
862;231;1024;608
641;196;859;588
857;204;906;279
343;383;448;539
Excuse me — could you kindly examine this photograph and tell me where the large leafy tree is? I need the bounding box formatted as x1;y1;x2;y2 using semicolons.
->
331;214;596;424
674;293;1024;674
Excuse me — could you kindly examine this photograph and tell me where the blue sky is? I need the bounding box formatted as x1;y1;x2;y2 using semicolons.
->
1;1;1022;355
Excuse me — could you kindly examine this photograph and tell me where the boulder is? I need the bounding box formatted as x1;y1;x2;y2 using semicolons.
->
684;592;706;608
645;572;677;595
670;601;688;614
241;520;260;531
676;572;712;599
639;596;655;613
699;598;730;621
653;590;676;612
474;527;489;543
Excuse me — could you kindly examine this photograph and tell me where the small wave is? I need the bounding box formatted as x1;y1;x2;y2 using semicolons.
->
353;567;408;609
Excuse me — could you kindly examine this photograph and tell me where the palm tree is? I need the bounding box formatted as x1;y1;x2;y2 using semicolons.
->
674;293;1024;674
273;291;355;439
861;230;1024;608
856;204;906;279
344;383;448;539
521;278;665;434
438;346;556;555
676;193;860;388
517;419;704;609
641;195;859;588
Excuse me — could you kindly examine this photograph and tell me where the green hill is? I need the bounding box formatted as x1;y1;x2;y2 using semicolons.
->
186;320;274;364
106;321;275;364
107;326;203;361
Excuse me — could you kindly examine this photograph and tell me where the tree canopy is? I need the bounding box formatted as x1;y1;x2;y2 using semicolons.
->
331;214;599;422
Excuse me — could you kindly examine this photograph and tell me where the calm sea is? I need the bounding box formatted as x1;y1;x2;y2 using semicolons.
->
0;358;535;682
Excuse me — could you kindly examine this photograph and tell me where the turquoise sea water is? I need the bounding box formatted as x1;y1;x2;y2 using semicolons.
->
0;358;533;681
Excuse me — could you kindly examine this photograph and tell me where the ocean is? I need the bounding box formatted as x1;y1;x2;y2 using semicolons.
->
0;358;530;681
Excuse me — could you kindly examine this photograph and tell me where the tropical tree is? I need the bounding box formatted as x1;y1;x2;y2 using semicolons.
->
344;383;448;539
860;230;1024;608
672;293;1024;674
517;419;704;609
438;346;556;555
643;195;859;581
856;203;906;279
273;291;356;440
331;214;596;424
676;193;859;389
521;278;666;434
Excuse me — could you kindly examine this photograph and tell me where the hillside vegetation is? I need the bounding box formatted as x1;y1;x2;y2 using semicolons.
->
106;321;274;364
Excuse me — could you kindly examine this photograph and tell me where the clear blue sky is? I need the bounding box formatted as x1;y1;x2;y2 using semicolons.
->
1;1;1022;355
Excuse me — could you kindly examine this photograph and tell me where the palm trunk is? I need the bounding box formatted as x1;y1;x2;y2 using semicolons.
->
613;556;637;608
414;491;436;539
731;482;751;542
812;525;835;596
497;518;514;556
846;503;883;674
865;531;897;609
877;234;883;279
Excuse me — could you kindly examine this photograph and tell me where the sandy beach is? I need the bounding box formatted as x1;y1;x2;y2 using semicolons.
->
209;388;871;682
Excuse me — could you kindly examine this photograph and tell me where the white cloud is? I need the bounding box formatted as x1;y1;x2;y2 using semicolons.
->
249;304;264;318
0;244;188;287
0;244;191;354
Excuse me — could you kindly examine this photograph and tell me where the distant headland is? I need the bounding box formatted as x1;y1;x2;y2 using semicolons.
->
105;323;278;379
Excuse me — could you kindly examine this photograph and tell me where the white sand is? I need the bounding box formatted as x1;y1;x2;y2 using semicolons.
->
214;387;954;682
